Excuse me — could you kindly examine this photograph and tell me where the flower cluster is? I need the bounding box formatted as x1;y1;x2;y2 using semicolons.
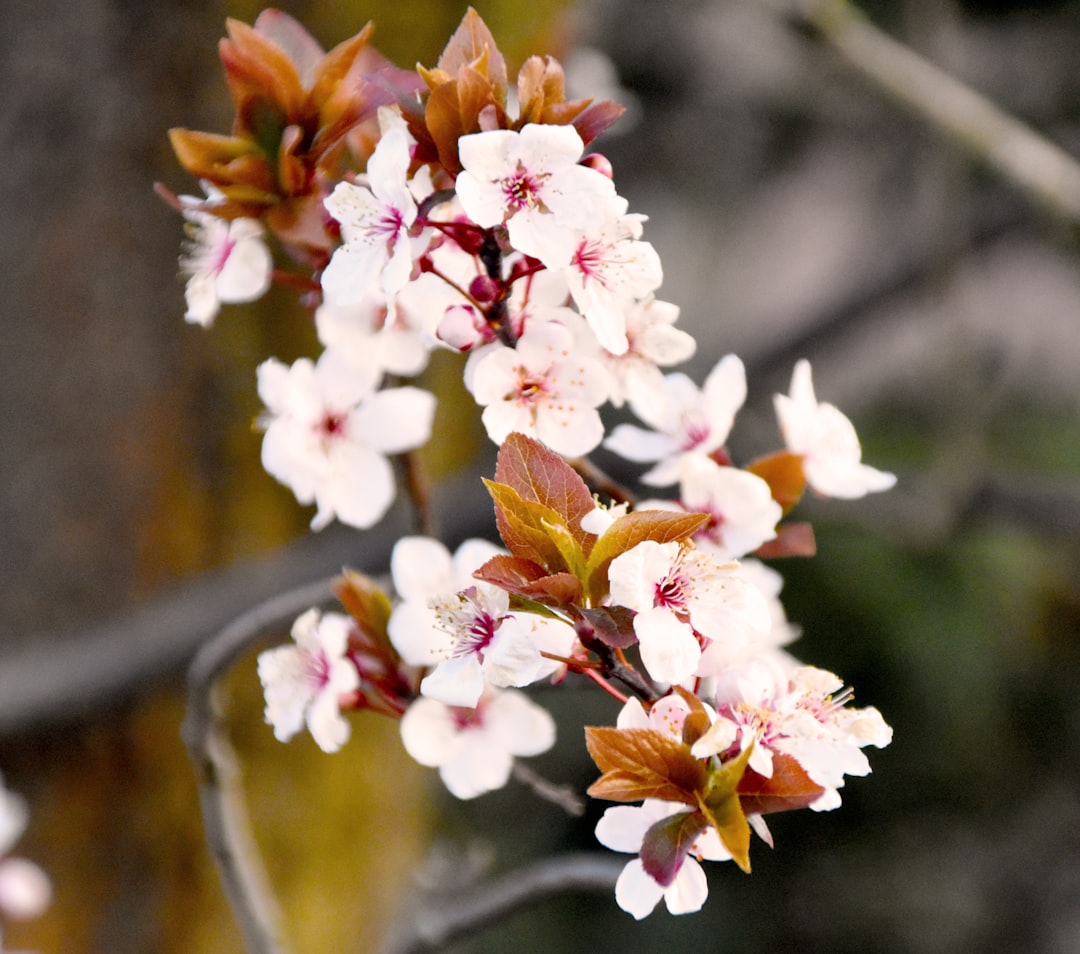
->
0;775;50;952
166;8;896;920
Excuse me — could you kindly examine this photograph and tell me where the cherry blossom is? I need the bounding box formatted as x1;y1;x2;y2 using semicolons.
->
640;456;781;561
561;215;663;355
607;540;772;685
387;536;505;667
594;799;732;919
454;123;620;268
774;359;897;499
257;351;436;530
604;354;747;485
257;609;360;753
399;688;556;799
599;297;697;417
321;111;426;310
415;585;575;708
180;211;272;327
692;660;893;809
0;777;50;930
467;319;610;457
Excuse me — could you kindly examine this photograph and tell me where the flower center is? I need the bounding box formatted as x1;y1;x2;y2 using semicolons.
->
500;165;549;213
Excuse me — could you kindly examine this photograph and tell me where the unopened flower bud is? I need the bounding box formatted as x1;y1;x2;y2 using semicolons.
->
580;153;614;179
469;274;502;303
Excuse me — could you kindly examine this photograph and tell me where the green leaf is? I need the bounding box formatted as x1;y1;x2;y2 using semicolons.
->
639;810;710;888
585;727;706;806
584;510;709;602
698;744;755;873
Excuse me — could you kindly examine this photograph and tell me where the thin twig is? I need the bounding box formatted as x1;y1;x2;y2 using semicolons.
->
182;577;338;954
511;761;587;816
378;852;625;954
765;0;1080;224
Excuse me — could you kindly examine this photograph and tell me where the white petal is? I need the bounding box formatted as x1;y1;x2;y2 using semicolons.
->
614;859;665;920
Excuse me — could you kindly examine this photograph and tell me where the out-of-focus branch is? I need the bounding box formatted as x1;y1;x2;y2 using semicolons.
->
182;577;338;954
378;852;624;954
765;0;1080;224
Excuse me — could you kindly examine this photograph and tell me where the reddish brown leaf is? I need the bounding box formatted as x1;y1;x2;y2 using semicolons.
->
752;521;816;559
494;433;596;547
571;99;627;145
484;480;578;573
333;569;393;649
671;686;713;748
747;451;807;515
436;7;508;94
576;605;636;649
585;727;706;806
473;556;582;606
737;753;826;816
640;810;710;888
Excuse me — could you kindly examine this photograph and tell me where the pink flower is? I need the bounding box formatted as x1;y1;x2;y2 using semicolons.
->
180;212;272;327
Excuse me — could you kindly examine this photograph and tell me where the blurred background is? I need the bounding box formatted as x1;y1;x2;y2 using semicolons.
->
2;0;1079;951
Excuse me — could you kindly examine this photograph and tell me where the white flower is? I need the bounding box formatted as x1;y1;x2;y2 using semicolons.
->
594;799;731;919
696;661;892;809
257;609;360;753
399;688;556;799
604;354;747;485
561;216;664;355
455;124;620;268
387;536;505;667
257;351;436;530
0;777;51;928
600;298;697;416
468;319;610;458
639;457;781;561
608;540;771;685
774;359;896;499
180;212;272;327
321;111;426;309
416;587;575;708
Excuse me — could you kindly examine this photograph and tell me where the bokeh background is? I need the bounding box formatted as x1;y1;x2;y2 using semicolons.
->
2;0;1080;951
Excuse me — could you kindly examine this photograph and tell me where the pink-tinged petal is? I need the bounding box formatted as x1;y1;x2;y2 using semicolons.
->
387;601;445;667
317;443;396;530
257;645;311;742
352;386;436;454
604;424;680;464
320;237;385;308
391;536;455;601
215;225;273;302
305;681;353;753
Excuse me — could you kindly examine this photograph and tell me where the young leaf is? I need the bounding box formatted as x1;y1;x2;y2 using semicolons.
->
747;451;807;515
436;7;508;95
737;753;826;816
484;479;578;573
639;810;710;888
576;605;637;649
698;744;755;873
752;521;816;559
473;555;583;606
494;433;596;551
333;569;393;650
670;686;713;749
585;727;706;806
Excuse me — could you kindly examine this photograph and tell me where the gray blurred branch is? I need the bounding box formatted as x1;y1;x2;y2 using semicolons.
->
182;576;346;954
379;852;624;954
766;0;1080;224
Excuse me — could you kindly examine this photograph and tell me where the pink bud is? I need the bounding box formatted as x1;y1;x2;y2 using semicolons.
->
437;304;488;352
580;153;614;179
468;274;502;303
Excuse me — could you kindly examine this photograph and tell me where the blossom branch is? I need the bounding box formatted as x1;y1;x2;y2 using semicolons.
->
182;577;339;954
766;0;1080;223
378;852;624;954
